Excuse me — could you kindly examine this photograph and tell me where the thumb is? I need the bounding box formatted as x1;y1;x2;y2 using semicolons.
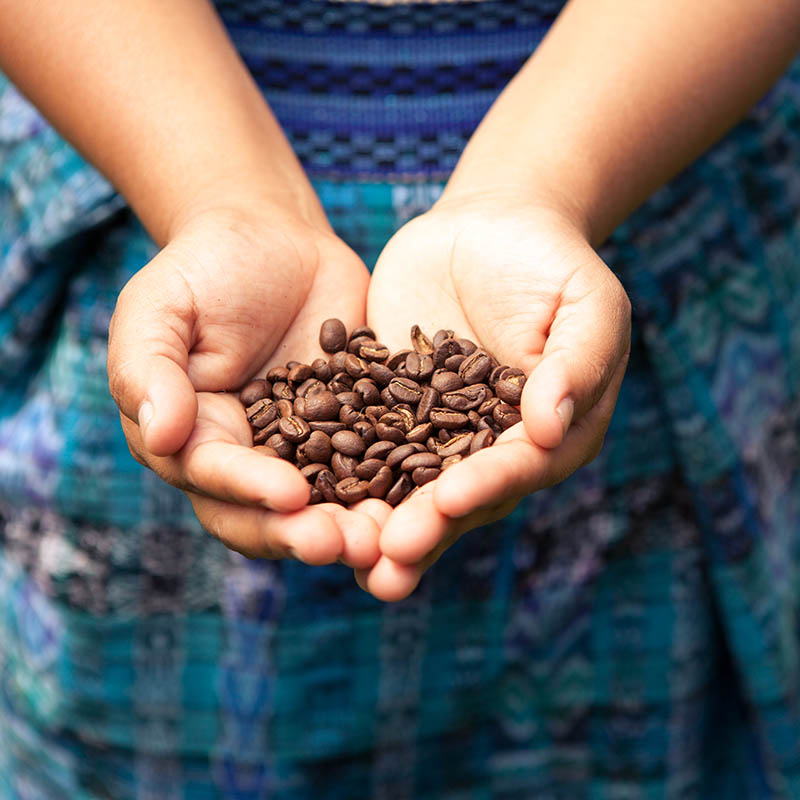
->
107;260;198;457
522;267;631;450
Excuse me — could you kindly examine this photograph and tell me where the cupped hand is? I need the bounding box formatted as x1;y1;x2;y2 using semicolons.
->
107;207;382;568
359;197;631;600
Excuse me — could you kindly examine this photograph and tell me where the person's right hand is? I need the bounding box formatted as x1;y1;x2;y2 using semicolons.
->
107;206;383;569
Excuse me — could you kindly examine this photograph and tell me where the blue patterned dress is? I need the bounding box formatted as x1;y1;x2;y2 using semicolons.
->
1;2;799;798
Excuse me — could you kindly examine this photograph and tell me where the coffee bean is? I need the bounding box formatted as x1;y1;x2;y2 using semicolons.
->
388;377;422;404
437;432;474;458
320;318;347;353
365;440;396;460
405;352;434;381
277;398;295;418
488;364;507;388
265;433;294;460
380;386;398;408
495;373;526;405
279;415;311;443
400;452;441;472
458;351;492;385
353;378;381;406
286;361;302;371
347;335;374;355
267;366;289;383
386;443;421;470
349;325;376;342
363;404;389;423
375;422;406;444
328;372;354;394
368;362;395;387
410;325;434;354
385;473;414;507
431;370;464;393
240;378;271;407
385;349;412;371
359;341;390;362
292;397;306;418
368;465;393;498
331;429;366;457
441;454;463;470
308;420;347;436
416;386;440;423
331;451;359;480
338;404;362;427
301;463;329;482
470;428;495;453
315;469;338;502
430;408;469;430
478;397;500;417
328;351;348;375
312;357;332;382
272;381;294;401
432;329;455;347
493;402;522;430
296;378;324;398
355;458;385;480
456;338;478;356
432;338;462;369
253;445;279;458
304;430;332;463
477;416;502;435
287;363;313;385
246;398;278;429
426;436;440;453
336;391;363;410
444;353;467;372
405;422;433;443
395;406;417;433
335;476;369;504
442;384;490;412
352;419;377;447
344;354;369;379
254;417;281;443
303;390;341;421
412;466;440;486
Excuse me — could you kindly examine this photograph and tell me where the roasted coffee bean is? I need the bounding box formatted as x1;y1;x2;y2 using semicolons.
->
315;469;338;502
400;451;441;472
470;428;495;453
388;377;423;404
406;422;433;443
459;351;492;385
431;370;464;393
272;381;294;401
365;440;396;460
331;429;366;457
293;397;306;418
253;445;279;458
355;458;385;480
353;378;381;406
311;357;332;382
385;349;412;371
349;325;376;342
444;353;467;372
304;430;332;463
240;379;271;407
301;463;329;482
303;390;340;422
410;324;434;354
287;363;313;385
296;377;325;398
468;410;482;427
246;398;278;429
338;404;362;427
286;360;302;370
478;397;500;417
495;372;526;405
416;386;440;423
344;354;369;379
279;415;311;443
267;366;289;383
347;335;374;355
320;318;347;353
395;406;417;433
331;451;358;480
328;372;354;394
442;384;490;411
328;351;348;375
432;329;455;347
432;338;462;368
412;466;440;486
488;364;508;388
294;444;312;468
277;398;295;418
309;486;323;504
336;391;363;410
368;361;395;387
254;417;281;442
368;465;393;498
359;341;390;362
386;443;421;470
380;386;397;408
430;408;469;430
441;454;463;470
394;364;409;379
363;404;389;423
335;476;369;504
308;420;347;436
456;338;478;356
426;436;440;453
375;422;406;444
385;473;414;507
437;432;474;458
379;410;405;430
477;416;502;435
405;352;434;381
265;433;294;460
352;419;377;447
493;402;523;430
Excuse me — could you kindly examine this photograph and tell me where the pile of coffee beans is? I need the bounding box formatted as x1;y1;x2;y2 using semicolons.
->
238;319;525;507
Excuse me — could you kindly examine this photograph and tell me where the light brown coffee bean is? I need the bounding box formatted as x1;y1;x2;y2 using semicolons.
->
431;370;464;393
365;440;397;460
308;420;347;436
266;366;289;383
405;422;433;443
388;377;423;404
375;423;407;444
352;419;377;447
386;443;420;470
253;418;281;443
272;381;294;401
287;363;313;385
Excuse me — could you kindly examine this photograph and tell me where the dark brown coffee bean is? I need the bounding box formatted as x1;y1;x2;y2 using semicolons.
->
302;390;340;422
353;378;381;406
432;338;462;368
287;363;313;385
439;428;452;443
380;386;398;408
363;404;389;423
331;451;358;480
334;476;370;504
416;386;440;423
265;433;294;460
430;408;469;430
328;351;348;375
296;377;325;398
277;398;295;418
405;422;433;443
359;341;390;362
253;445;279;458
488;364;507;388
458;351;492;385
495;373;526;406
272;381;294;401
349;325;376;342
410;324;434;354
308;420;346;436
394;363;409;379
468;410;481;427
266;366;289;383
379;411;405;429
436;432;474;458
355;458;385;480
368;362;395;387
477;416;502;435
426;436;440;453
328;372;354;394
386;443;420;470
246;398;278;429
352;419;377;447
344;354;369;379
239;379;271;407
405;352;434;381
470;428;495;453
388;377;422;404
331;430;366;457
441;454;463;471
301;463;329;482
320;318;347;353
279;415;311;443
412;466;440;486
431;370;464;393
385;473;413;507
400;452;441;472
294;443;312;468
444;353;467;372
253;418;281;443
442;384;490;412
308;486;322;504
311;357;332;382
385;349;412;371
336;391;363;410
338;404;362;427
432;329;455;347
292;397;306;418
315;469;338;502
347;335;374;355
456;338;477;356
368;465;393;499
365;440;397;460
303;430;332;463
375;423;406;444
493;402;523;430
478;397;500;417
395;406;417;433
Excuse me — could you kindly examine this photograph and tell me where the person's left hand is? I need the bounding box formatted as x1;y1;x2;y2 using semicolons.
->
357;195;631;601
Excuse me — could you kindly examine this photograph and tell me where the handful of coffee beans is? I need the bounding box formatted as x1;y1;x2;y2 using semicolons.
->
238;319;525;507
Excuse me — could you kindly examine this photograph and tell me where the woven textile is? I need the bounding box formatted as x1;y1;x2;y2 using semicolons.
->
0;1;799;797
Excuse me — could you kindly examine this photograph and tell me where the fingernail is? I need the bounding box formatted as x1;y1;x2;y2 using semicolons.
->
556;396;574;435
138;400;154;435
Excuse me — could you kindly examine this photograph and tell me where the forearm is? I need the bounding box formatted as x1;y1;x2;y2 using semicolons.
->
0;0;323;245
442;0;800;244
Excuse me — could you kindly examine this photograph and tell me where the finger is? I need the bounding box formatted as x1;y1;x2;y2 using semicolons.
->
108;261;198;457
522;266;631;450
378;484;449;565
318;503;382;569
357;556;423;603
190;494;344;564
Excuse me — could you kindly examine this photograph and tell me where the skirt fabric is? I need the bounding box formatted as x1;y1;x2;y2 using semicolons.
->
0;2;799;797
